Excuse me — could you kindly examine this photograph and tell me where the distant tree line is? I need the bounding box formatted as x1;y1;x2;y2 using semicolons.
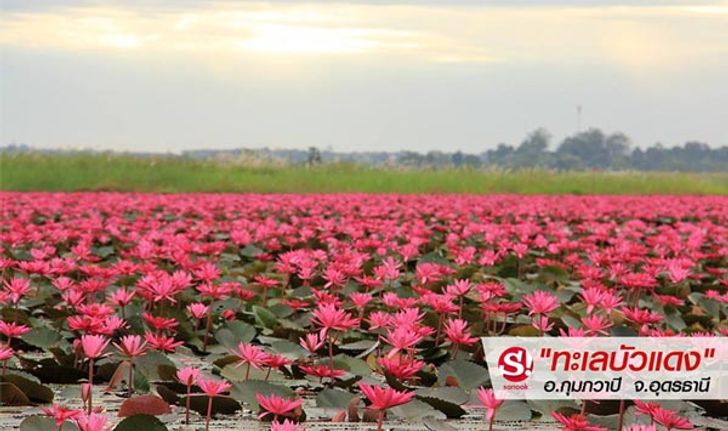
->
3;128;726;171
397;128;727;172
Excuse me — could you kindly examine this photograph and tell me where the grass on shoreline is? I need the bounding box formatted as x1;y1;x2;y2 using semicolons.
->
1;153;727;195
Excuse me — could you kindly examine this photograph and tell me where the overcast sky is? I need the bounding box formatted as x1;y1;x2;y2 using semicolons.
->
1;0;727;153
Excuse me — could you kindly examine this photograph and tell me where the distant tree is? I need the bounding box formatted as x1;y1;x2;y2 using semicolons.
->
484;143;515;167
451;151;464;167
307;147;322;166
512;128;551;168
462;154;482;168
556;128;630;170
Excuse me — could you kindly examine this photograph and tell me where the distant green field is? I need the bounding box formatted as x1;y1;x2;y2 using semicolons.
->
1;153;727;194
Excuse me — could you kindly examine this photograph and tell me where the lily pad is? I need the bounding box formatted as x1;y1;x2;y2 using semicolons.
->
0;374;53;403
20;416;78;431
316;388;357;409
118;394;172;417
437;359;489;391
390;399;446;421
0;382;31;405
22;327;63;349
113;415;168;431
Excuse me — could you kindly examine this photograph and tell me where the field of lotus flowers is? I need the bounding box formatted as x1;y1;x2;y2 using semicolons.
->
1;192;727;431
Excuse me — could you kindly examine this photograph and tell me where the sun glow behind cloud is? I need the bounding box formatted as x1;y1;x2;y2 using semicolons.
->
2;1;727;153
2;1;724;69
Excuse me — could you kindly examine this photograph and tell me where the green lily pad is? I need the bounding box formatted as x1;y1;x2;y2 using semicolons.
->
113;415;168;431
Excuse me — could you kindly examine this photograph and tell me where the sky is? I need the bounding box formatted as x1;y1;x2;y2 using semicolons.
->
1;0;727;153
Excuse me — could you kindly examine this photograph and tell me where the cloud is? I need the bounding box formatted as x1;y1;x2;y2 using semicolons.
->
1;0;726;68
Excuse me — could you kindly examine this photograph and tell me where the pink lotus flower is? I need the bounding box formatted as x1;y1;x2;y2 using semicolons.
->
142;313;179;332
580;314;612;336
177;366;200;386
551;412;607;431
187;302;209;319
79;334;109;414
41;404;81;429
256;393;303;420
113;335;147;358
298;364;345;381
197;377;232;431
0;344;14;361
652;407;693;430
0;321;30;341
531;315;554;334
144;331;183;352
299;332;325;354
476;387;503;430
633;400;661;417
310;303;360;332
358;383;415;409
377;355;425;381
523;290;559;316
80;334;109;359
177;367;200;425
112;334;147;395
108;289;135;307
74;412;111;431
444;318;478;346
231;342;269;380
358;383;415;431
197;377;231;396
383;325;423;356
271;419;305;431
3;277;31;304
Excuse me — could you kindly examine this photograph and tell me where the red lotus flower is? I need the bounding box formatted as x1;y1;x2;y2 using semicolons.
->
108;289;135;307
383;325;423;356
444;318;478;346
256;393;303;420
80;334;109;359
0;344;14;361
476;387;503;430
377;355;425;381
523;290;559;315
197;377;231;396
358;383;415;431
299;332;326;354
113;334;147;358
633;400;661;417
3;277;31;304
196;377;232;431
298;364;345;381
142;313;179;332
580;314;612;336
620;307;663;325
310;303;360;332
177;367;200;425
231;342;268;380
176;366;199;386
74;412;111;431
358;382;415;411
144;331;183;352
264;353;293;369
41;403;81;428
0;321;31;340
271;419;304;431
551;412;607;431
652;407;693;430
187;302;209;319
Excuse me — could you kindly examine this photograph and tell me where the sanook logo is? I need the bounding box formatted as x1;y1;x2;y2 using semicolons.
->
497;346;533;382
